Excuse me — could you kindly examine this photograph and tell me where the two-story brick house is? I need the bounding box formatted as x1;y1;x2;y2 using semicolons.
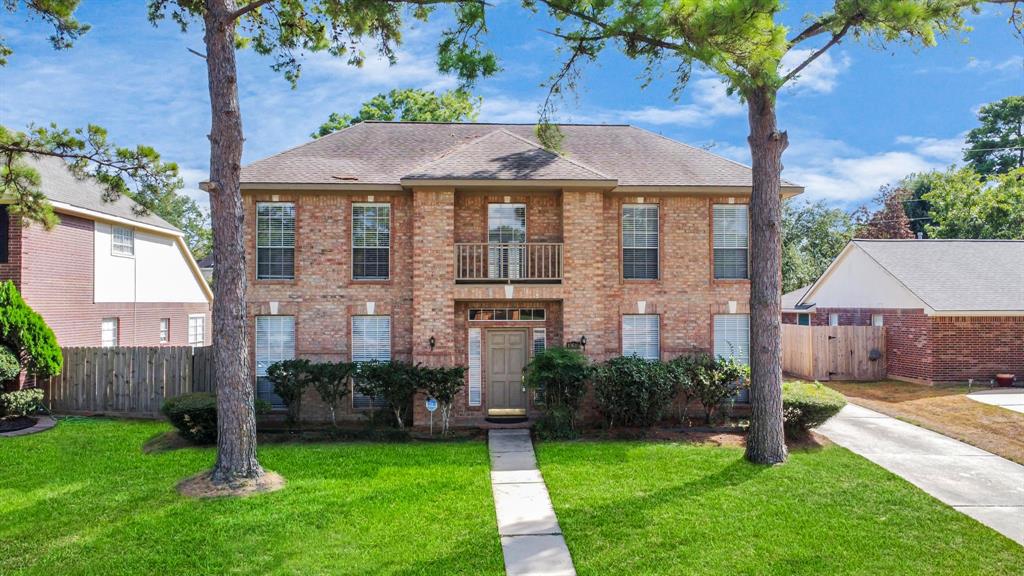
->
237;122;802;425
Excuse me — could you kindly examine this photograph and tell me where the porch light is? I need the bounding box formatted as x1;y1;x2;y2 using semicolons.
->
580;335;587;350
429;336;436;351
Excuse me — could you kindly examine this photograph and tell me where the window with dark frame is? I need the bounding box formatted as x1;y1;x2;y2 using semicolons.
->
256;202;295;280
622;205;659;280
352;203;390;280
468;308;546;321
713;204;749;279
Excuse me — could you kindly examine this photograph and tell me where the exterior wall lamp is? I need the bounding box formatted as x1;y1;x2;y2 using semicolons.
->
428;336;436;351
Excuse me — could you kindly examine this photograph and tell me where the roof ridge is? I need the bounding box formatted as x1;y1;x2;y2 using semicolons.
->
492;129;612;179
853;238;1024;243
402;128;508;175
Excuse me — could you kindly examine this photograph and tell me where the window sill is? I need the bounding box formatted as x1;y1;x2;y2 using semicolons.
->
254;279;297;285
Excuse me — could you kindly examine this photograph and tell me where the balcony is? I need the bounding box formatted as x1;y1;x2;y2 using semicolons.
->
455;242;563;283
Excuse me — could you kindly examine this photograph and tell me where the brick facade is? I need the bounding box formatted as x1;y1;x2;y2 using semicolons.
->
782;307;1023;384
245;188;753;426
0;210;211;348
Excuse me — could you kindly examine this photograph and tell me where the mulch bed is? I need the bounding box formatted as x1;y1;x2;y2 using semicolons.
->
0;416;38;433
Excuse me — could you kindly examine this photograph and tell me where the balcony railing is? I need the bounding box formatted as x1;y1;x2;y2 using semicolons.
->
455;242;563;283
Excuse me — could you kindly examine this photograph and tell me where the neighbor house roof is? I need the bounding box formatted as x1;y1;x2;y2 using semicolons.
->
24;155;179;232
782;285;815;312
238;122;802;191
804;240;1024;313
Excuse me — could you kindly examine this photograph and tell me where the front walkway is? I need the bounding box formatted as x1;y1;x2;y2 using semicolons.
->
818;404;1024;545
488;430;576;576
968;388;1024;414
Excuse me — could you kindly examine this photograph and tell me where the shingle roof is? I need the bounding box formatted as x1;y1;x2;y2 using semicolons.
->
240;122;801;189
852;240;1024;312
25;155;178;231
782;285;814;311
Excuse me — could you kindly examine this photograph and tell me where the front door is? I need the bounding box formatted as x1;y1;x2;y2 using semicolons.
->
487;330;528;416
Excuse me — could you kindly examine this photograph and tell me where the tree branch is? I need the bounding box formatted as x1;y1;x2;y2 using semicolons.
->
229;0;274;21
781;20;854;86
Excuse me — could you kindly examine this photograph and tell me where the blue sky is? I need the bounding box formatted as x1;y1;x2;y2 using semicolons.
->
1;1;1021;211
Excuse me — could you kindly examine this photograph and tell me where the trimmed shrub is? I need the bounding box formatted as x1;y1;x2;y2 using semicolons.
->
0;281;61;384
309;361;355;428
782;381;846;436
0;387;44;417
0;346;20;384
355;361;418;429
592;356;675;428
677;353;750;425
417;364;466;436
266;358;313;425
524;347;590;438
160;393;271;444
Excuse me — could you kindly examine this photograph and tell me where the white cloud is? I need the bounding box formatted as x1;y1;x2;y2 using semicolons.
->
621;78;743;126
479;96;543;123
894;134;965;164
780;50;851;94
966;55;1023;73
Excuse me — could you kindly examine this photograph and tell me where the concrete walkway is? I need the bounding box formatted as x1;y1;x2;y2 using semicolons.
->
488;429;576;576
818;404;1024;545
968;388;1024;414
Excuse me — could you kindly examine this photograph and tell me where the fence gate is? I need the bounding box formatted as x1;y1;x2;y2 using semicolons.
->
782;325;885;381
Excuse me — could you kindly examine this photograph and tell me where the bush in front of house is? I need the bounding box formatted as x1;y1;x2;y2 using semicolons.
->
678;353;750;425
417;364;466;437
782;380;846;436
266;358;314;426
0;281;62;386
161;392;271;444
592;356;675;428
524;347;591;438
355;360;418;429
309;361;355;428
0;387;44;417
0;346;20;385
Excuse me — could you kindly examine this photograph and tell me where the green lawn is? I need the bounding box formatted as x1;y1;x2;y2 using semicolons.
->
0;418;504;575
536;441;1024;576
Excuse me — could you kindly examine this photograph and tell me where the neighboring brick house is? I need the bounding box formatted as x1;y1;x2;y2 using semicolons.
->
0;156;212;348
234;122;802;425
784;239;1024;385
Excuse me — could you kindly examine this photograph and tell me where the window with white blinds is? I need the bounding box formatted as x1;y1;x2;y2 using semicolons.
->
713;314;750;365
352;315;391;409
622;314;660;360
256;316;294;408
111;226;135;257
488;204;527;279
713;204;748;279
622;205;659;280
352;203;390;280
256;202;295;279
101;318;118;347
532;328;547;403
468;328;481;406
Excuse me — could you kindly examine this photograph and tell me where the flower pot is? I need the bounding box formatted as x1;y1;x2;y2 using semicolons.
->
995;373;1015;388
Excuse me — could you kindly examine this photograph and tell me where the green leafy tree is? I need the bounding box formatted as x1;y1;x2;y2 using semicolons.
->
0;281;62;390
524;347;590;436
354;361;418;429
129;184;213;260
0;1;89;65
852;184;917;240
782;200;857;292
266;358;313;425
417;364;466;436
923;166;1024;239
534;0;1018;464
964;96;1024;177
309;361;355;427
312;88;482;138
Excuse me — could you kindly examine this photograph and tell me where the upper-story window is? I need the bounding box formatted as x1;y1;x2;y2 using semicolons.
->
488;204;526;280
352;203;390;280
111;226;135;257
188;314;206;347
622;204;659;280
256;202;295;280
713;204;749;279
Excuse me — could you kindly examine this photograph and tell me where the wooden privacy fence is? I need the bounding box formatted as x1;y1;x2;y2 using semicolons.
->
782;325;886;381
40;346;216;417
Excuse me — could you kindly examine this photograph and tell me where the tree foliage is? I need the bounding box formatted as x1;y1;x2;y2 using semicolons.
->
0;0;90;66
417;364;466;436
0;281;62;386
312;88;482;138
782;200;857;292
354;361;418;429
266;358;313;425
964;95;1024;177
308;361;354;428
524;347;590;436
923;166;1024;239
852;184;917;240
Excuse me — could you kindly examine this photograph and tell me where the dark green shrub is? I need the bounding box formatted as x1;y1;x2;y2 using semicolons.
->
666;355;697;424
266;358;313;425
679;353;750;425
160;393;270;445
309;361;355;427
0;387;43;417
0;281;61;383
524;347;590;437
417;364;466;436
782;381;846;436
592;356;675;428
355;361;418;429
0;346;20;384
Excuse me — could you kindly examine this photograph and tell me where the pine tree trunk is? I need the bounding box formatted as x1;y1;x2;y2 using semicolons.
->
205;0;265;483
744;87;789;465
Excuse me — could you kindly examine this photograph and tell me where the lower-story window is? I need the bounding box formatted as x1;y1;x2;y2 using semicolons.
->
159;318;170;343
101;318;118;347
256;315;294;409
714;314;750;402
622;314;660;360
352;315;391;409
188;314;206;347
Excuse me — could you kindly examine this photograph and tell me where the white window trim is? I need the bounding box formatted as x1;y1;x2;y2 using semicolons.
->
622;204;659;280
188;314;206;347
111;226;135;258
352;202;391;281
829;313;840;326
159;318;170;343
872;314;884;327
101;318;118;347
714;314;750;365
255;315;295;409
468;328;482;406
255;201;296;280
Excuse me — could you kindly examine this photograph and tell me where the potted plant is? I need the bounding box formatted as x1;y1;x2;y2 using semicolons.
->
995;373;1015;388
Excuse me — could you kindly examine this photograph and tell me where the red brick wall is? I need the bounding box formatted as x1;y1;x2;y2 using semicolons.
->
931;316;1024;383
16;212;211;347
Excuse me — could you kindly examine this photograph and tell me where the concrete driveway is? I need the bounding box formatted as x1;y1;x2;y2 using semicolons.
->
968;388;1024;414
817;404;1024;545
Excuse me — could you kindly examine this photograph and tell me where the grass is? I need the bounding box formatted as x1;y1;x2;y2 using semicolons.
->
825;380;1024;465
0;418;504;575
536;440;1024;576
